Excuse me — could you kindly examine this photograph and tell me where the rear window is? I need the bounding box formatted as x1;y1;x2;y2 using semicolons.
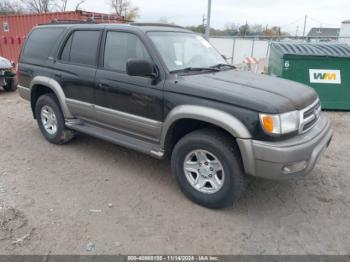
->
22;27;64;60
60;30;101;66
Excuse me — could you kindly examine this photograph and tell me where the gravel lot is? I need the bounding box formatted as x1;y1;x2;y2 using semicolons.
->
0;90;349;255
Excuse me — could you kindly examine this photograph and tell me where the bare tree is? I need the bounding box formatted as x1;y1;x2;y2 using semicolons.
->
250;24;264;34
0;0;24;14
20;0;53;13
224;22;239;31
239;22;250;36
110;0;139;21
75;0;86;11
224;22;239;35
19;0;77;13
1;0;86;14
56;0;68;11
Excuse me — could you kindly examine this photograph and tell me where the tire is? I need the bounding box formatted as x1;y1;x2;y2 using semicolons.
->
171;128;247;209
3;79;17;92
35;93;75;145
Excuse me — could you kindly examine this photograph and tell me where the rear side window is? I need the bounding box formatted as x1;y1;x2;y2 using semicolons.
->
60;30;101;66
23;28;64;60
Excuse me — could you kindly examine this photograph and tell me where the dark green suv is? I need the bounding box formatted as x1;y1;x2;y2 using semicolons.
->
18;22;332;208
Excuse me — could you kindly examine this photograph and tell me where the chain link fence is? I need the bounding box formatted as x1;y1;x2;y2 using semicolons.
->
209;36;350;72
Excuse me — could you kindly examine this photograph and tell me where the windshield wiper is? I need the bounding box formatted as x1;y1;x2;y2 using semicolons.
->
170;67;220;74
210;63;236;70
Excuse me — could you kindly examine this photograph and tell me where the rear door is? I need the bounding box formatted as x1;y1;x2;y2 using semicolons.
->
54;29;102;121
19;27;65;88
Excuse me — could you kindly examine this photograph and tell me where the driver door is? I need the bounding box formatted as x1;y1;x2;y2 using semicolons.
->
94;31;164;142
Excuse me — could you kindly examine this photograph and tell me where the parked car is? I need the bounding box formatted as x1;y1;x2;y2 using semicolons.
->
0;56;17;92
18;23;332;208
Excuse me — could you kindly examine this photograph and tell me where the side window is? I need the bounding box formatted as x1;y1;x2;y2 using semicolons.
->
104;31;151;72
23;28;64;60
60;30;100;66
61;34;73;62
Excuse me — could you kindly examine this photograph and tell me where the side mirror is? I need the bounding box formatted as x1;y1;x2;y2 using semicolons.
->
126;59;156;78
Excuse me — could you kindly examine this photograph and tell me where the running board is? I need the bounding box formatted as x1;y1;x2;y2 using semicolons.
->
65;121;165;159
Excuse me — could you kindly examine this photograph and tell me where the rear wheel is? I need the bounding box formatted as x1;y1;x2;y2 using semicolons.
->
171;128;247;209
3;79;17;92
35;94;75;144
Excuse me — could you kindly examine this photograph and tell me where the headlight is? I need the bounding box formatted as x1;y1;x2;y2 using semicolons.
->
260;111;300;135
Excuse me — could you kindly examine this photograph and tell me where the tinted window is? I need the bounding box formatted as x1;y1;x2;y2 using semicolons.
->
23;28;64;60
104;32;150;72
61;34;72;62
60;31;100;66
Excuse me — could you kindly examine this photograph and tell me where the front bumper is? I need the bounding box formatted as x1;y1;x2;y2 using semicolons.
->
0;69;16;86
238;113;332;179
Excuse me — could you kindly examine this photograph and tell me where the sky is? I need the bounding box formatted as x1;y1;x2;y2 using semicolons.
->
66;0;349;35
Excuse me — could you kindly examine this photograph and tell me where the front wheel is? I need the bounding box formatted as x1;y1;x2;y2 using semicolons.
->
171;129;247;209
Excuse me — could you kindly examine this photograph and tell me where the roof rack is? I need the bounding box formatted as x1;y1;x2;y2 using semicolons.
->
130;23;185;29
47;18;97;25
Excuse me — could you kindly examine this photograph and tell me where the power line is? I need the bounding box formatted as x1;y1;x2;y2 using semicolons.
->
280;16;305;28
307;16;339;27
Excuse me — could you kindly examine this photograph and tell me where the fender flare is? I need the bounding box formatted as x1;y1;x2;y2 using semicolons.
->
160;105;251;147
30;76;73;118
160;105;254;175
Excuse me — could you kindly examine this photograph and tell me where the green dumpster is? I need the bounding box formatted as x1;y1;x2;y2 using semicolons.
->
268;42;350;110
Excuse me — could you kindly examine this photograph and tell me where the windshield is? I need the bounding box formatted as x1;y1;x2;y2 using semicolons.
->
148;32;227;72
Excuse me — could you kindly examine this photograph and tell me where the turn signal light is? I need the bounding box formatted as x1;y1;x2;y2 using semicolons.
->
261;115;274;133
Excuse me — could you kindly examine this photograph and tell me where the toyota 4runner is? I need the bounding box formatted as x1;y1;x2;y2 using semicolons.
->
18;22;332;209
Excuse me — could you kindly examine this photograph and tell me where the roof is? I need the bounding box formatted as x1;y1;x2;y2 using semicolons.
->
38;22;191;33
130;23;185;29
270;42;350;57
307;27;340;38
128;23;190;32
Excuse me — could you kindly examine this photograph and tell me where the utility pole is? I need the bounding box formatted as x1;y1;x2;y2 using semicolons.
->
302;15;308;37
205;0;212;39
295;26;299;37
202;14;207;35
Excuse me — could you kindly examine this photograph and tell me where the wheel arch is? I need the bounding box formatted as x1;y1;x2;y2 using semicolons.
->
160;105;254;174
30;76;73;119
161;105;251;146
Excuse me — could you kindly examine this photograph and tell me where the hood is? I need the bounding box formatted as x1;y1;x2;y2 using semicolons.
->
169;70;318;113
0;56;12;69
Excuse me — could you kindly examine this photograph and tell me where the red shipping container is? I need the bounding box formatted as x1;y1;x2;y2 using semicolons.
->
0;10;125;63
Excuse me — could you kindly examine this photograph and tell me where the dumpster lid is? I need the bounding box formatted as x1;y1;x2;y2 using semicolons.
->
271;42;350;57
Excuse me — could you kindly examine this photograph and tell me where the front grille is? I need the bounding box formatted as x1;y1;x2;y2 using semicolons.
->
300;100;321;133
303;101;320;119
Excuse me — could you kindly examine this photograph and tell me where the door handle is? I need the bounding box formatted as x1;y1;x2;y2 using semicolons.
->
20;69;33;75
98;81;110;89
54;73;62;78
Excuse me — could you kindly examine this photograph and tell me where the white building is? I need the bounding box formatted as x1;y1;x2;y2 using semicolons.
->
339;20;350;45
